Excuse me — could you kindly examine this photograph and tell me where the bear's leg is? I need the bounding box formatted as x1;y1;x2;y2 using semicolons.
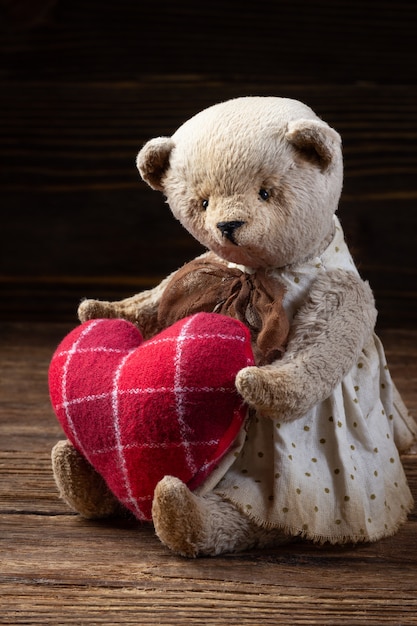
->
152;475;288;557
51;440;122;519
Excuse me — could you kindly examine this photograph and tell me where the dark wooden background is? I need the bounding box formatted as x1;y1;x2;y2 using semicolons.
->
1;0;416;327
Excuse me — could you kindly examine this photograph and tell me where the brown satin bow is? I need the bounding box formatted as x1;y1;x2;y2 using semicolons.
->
157;254;289;365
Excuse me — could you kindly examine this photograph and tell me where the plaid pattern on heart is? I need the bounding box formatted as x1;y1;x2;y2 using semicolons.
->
49;313;254;521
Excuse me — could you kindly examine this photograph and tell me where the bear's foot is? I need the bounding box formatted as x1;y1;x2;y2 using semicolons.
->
152;475;288;557
51;440;122;519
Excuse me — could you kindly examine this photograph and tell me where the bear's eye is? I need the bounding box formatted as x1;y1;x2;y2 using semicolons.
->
201;199;209;210
259;188;270;201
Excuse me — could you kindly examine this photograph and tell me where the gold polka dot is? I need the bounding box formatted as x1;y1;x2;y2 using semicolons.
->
314;506;319;512
354;385;359;392
246;504;252;510
234;452;240;457
335;246;340;252
283;507;289;513
382;410;385;415
386;433;390;439
255;479;262;483
389;414;393;421
296;488;301;495
320;438;326;444
354;398;358;403
370;494;376;500
358;362;363;369
328;415;334;422
311;457;317;463
324;487;330;493
294;276;300;284
350;474;355;480
353;422;358;428
368;518;372;523
276;422;281;429
292;442;296;448
374;471;378;477
275;473;281;479
337;421;343;428
304;425;310;431
305;472;311;477
233;485;239;490
335;519;342;525
394;482;398;488
302;524;309;531
374;448;379;453
241;469;248;474
350;445;355;450
344;496;350;502
268;495;274;501
334;468;340;475
381;383;385;389
390;457;395;463
258;451;264;457
288;454;293;460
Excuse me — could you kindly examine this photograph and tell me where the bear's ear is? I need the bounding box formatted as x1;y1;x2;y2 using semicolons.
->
285;119;341;171
136;137;174;191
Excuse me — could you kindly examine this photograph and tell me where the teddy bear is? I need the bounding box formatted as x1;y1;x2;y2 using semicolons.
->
51;96;417;557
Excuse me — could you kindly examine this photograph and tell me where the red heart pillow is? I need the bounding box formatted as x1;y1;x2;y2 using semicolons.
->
49;313;254;521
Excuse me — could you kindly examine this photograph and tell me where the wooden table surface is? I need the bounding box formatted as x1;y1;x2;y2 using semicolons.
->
1;322;417;624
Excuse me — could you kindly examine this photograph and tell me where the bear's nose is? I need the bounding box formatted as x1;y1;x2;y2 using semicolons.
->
216;220;245;244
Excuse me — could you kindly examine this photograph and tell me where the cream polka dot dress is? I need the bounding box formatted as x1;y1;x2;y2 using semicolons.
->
200;216;416;543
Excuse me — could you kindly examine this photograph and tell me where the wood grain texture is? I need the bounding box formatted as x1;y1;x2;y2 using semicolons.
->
1;322;417;624
1;0;416;83
0;0;417;325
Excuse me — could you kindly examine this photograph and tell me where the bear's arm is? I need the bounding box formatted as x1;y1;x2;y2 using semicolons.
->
77;271;176;340
236;269;377;421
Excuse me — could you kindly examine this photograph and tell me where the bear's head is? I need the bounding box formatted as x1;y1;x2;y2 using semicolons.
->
136;96;343;269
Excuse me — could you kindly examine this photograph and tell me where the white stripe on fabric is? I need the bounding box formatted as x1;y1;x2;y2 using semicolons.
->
61;319;103;462
173;316;198;476
110;347;146;520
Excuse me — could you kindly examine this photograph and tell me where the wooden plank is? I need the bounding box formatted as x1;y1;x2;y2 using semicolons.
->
1;0;416;83
1;81;417;324
2;514;417;624
1;581;416;625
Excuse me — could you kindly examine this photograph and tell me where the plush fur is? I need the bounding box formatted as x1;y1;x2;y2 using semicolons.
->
52;96;416;557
